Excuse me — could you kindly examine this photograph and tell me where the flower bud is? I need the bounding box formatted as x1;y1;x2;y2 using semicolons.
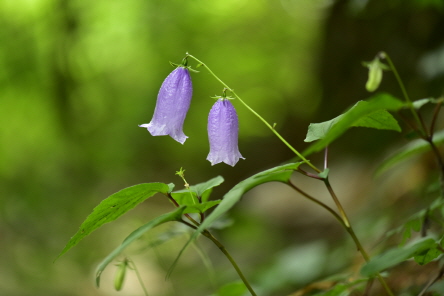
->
114;259;129;291
363;57;387;92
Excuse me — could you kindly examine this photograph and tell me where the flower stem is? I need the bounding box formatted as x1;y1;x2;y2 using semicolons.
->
380;52;426;136
382;52;444;193
186;54;321;173
129;259;149;296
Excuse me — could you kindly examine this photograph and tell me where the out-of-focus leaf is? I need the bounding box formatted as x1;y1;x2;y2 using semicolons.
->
56;183;170;260
361;238;437;276
212;281;247;296
375;129;444;176
307;277;367;296
412;97;443;110
414;246;442;265
95;206;187;287
385;197;444;243
401;218;422;244
167;162;303;278
303;93;404;156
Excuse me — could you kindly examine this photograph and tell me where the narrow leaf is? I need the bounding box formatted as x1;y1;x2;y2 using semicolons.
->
167;162;303;277
375;129;444;176
96;206;187;286
361;238;436;276
303;93;404;156
57;183;170;260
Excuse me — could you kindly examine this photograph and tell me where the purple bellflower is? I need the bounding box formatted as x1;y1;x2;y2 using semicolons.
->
139;66;193;144
207;98;244;166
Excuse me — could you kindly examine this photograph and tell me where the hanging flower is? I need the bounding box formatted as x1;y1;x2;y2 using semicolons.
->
207;98;244;166
139;66;193;144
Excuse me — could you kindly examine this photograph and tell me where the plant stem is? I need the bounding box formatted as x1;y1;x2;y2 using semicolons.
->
323;178;350;228
130;260;149;296
186;54;321;174
383;52;444;193
287;180;394;296
174;201;256;295
380;52;427;136
202;230;257;296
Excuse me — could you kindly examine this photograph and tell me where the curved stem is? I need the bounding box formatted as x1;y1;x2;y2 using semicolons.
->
202;230;257;296
186;54;321;174
323;178;350;228
322;179;394;295
287;180;394;295
175;201;256;295
380;52;426;136
287;180;344;226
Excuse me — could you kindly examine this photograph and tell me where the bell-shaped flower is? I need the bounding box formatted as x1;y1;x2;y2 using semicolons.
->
139;66;193;144
207;98;244;166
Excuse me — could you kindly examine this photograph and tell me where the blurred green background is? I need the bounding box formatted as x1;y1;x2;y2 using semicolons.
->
1;0;444;295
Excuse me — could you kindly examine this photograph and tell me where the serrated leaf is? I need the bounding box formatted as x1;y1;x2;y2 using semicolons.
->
361;238;436;276
167;162;303;278
375;129;444;176
96;206;186;287
303;93;404;156
57;183;170;260
414;246;441;265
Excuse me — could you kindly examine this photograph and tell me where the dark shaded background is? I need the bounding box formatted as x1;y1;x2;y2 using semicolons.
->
1;0;444;295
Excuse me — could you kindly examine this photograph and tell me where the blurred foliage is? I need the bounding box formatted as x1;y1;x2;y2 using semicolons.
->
1;0;444;295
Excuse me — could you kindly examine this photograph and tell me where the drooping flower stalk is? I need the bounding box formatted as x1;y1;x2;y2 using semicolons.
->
207;98;244;166
139;65;193;144
186;54;321;173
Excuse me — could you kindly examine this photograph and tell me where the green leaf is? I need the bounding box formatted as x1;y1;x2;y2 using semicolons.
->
412;97;443;110
384;197;444;244
96;206;187;287
312;277;367;296
401;218;422;244
172;176;224;203
191;175;224;199
303;93;404;156
200;162;302;230
361;238;437;276
375;129;444;176
414;246;441;265
167;162;303;277
214;281;247;296
56;183;170;260
171;191;199;206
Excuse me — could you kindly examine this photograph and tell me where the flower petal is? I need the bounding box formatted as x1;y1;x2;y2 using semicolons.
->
207;99;244;166
139;67;193;144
